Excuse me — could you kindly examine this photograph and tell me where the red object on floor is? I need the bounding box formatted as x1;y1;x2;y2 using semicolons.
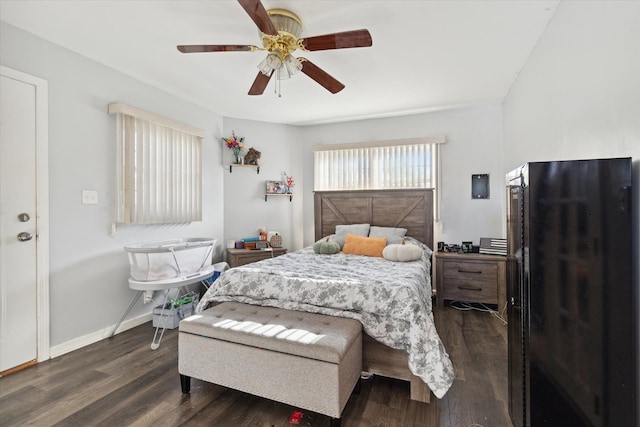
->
289;410;303;424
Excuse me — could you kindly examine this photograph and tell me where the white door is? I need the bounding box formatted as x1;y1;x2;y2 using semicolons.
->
0;67;49;373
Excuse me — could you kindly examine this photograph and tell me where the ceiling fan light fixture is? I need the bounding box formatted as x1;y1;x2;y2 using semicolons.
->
258;52;301;80
258;52;283;76
266;52;283;69
283;54;302;76
277;65;292;80
266;9;302;39
257;56;273;76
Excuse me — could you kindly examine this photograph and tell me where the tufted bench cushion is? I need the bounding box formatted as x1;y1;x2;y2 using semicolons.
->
180;302;360;364
178;302;362;425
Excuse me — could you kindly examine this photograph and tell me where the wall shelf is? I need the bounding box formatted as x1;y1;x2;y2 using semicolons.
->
265;193;293;202
229;164;259;174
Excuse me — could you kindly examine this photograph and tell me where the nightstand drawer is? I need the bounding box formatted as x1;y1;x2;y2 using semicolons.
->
435;252;506;307
233;252;271;266
226;248;287;268
443;261;498;284
441;276;498;303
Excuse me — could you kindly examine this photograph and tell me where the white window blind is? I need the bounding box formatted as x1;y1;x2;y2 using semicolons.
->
313;137;444;191
313;136;445;221
108;103;205;228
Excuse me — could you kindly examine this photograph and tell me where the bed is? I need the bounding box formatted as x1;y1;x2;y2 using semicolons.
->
197;189;454;402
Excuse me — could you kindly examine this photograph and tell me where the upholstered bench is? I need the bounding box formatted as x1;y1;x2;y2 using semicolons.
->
178;302;362;426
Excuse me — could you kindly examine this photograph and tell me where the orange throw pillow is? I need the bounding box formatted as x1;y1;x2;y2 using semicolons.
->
342;233;387;258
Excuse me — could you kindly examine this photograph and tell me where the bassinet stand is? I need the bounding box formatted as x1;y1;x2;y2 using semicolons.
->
110;266;215;349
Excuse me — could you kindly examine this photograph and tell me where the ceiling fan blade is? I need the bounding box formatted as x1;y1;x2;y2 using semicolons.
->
237;0;278;36
301;29;372;51
248;70;273;95
177;45;257;53
300;59;345;94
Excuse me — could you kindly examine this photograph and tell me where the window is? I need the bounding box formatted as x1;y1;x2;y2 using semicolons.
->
313;136;445;190
313;136;445;219
108;103;205;228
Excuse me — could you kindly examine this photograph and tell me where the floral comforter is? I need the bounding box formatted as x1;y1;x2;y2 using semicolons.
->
196;238;454;398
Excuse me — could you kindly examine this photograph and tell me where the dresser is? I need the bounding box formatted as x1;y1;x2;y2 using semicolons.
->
226;248;287;268
434;252;506;308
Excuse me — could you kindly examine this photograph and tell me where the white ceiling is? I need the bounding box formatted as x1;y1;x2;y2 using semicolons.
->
0;0;559;126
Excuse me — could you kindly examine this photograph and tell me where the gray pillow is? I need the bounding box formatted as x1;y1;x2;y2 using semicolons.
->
333;223;370;248
369;226;408;245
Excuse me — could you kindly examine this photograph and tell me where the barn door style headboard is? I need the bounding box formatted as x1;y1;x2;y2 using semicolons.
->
314;189;434;250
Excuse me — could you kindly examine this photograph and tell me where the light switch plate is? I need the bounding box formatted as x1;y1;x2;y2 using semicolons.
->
82;190;98;205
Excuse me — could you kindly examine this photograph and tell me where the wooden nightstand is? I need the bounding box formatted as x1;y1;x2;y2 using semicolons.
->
435;252;506;309
226;248;287;268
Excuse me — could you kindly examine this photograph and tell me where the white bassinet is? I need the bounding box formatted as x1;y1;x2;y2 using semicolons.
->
113;237;219;349
125;238;217;281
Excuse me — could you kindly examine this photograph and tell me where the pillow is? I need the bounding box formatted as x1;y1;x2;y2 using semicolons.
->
382;240;423;262
333;223;370;248
342;233;387;257
368;226;408;245
313;234;336;244
313;237;341;255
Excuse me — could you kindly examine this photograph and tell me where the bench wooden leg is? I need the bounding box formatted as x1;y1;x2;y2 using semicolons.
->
330;417;341;427
180;374;191;393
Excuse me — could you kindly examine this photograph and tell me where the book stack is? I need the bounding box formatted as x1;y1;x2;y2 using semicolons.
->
479;237;507;256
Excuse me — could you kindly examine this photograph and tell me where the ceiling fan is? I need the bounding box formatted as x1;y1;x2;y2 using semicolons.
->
177;0;373;96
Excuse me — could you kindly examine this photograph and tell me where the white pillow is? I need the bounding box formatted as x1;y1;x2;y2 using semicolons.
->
382;242;423;262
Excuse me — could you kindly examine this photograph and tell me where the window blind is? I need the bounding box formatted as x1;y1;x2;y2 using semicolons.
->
109;103;204;228
313;138;443;191
313;136;445;220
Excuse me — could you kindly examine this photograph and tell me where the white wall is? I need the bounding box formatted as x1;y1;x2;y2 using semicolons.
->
502;2;640;168
0;23;225;350
300;106;506;248
502;1;639;273
221;118;304;251
501;0;640;402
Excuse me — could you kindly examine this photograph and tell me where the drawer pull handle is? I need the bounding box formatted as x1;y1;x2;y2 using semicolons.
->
458;269;482;274
458;285;482;291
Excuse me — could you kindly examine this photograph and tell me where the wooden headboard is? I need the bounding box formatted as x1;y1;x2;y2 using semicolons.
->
314;189;434;250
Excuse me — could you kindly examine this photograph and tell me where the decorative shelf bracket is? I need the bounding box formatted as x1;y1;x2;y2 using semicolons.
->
265;194;293;202
229;164;260;174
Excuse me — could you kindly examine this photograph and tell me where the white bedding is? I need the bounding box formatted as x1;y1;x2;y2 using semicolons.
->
197;238;454;398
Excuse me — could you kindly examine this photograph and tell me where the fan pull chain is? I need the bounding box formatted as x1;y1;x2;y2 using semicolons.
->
274;68;282;97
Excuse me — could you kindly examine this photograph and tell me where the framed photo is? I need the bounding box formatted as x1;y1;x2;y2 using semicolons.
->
265;180;286;194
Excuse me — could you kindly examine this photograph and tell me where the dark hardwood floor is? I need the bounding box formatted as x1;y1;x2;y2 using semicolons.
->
0;306;510;427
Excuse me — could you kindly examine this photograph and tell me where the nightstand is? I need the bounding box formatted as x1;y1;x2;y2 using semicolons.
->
434;252;506;308
226;248;287;268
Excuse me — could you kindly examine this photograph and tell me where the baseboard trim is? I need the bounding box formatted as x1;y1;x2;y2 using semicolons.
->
49;313;152;359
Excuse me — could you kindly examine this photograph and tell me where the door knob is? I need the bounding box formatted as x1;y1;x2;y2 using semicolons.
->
17;232;33;241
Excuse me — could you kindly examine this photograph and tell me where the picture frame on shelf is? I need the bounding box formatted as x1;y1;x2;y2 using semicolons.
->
265;180;287;194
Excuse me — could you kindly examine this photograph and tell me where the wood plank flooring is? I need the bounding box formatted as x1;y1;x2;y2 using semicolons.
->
0;306;510;427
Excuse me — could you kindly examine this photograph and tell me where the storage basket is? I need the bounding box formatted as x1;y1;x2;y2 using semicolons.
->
269;234;283;248
152;294;199;329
